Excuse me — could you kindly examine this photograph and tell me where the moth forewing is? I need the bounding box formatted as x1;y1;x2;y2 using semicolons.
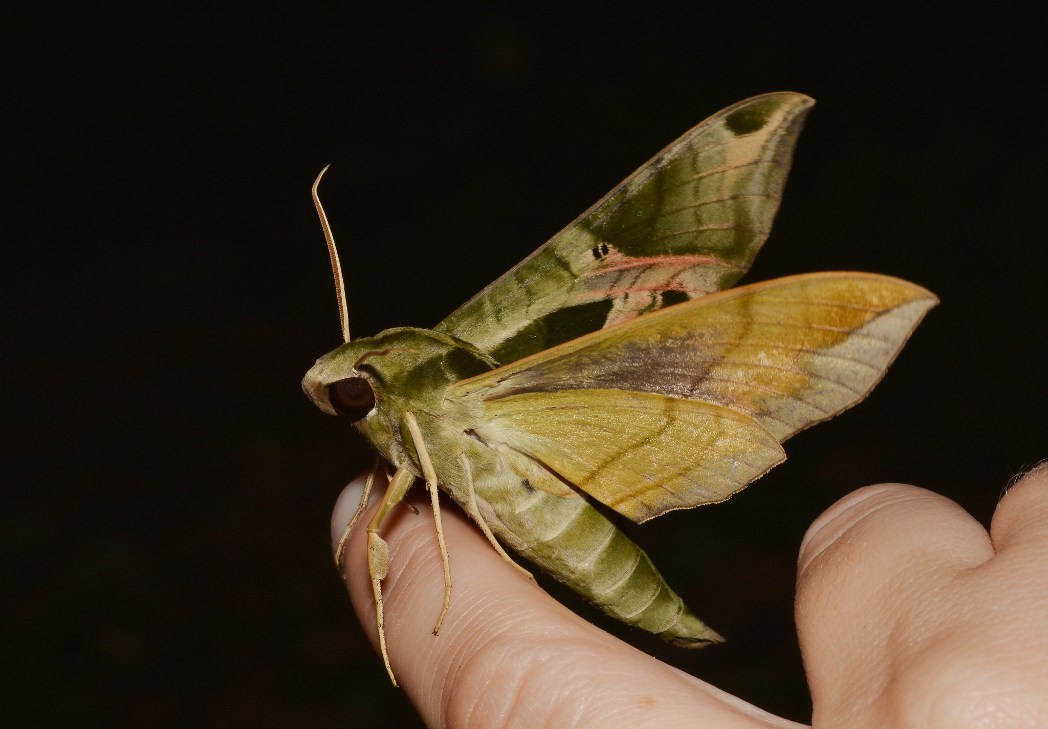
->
434;92;817;362
451;272;936;522
304;92;937;685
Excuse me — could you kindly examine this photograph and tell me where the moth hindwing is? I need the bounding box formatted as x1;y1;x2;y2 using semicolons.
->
302;92;937;684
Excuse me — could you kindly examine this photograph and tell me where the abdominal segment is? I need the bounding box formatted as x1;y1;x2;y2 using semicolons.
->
454;437;721;646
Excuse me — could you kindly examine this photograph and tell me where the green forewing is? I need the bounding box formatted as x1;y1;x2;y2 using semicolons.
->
435;92;815;365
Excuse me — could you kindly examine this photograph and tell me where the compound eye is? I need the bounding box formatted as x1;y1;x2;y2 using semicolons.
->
327;377;376;420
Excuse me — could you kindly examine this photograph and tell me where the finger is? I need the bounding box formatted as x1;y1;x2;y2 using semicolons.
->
797;485;984;724
796;481;1043;724
979;464;1048;651
991;461;1048;552
333;476;800;729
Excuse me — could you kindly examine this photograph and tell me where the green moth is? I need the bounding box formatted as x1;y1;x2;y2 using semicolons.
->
302;92;937;684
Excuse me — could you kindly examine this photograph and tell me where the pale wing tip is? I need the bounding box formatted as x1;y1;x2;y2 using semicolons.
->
878;275;940;314
874;276;939;313
756;90;816;107
890;288;939;341
876;273;939;306
729;91;815;108
826;272;940;341
792;271;939;311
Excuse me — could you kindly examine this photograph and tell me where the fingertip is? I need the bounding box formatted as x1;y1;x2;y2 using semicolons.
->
797;483;910;576
991;460;1048;549
795;483;987;719
797;469;1048;726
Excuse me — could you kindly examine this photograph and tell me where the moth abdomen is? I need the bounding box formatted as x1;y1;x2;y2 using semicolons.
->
477;460;721;646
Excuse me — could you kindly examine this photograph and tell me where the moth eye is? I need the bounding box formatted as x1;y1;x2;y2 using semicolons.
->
327;377;376;420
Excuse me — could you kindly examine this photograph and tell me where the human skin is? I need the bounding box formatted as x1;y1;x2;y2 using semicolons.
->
332;463;1048;728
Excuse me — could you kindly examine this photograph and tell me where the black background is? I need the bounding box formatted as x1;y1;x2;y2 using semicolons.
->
9;5;1046;727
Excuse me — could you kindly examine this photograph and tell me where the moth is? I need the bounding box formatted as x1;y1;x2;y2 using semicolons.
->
302;92;936;684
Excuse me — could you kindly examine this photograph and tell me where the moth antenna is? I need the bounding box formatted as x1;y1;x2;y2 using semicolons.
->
312;165;351;343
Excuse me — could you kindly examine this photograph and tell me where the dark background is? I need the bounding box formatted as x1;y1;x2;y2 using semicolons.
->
8;5;1046;727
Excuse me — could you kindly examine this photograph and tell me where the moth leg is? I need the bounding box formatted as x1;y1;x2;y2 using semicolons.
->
384;462;419;515
333;454;382;571
458;453;534;581
403;411;453;636
366;465;416;687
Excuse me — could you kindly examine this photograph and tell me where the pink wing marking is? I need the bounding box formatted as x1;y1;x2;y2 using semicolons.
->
583;252;727;277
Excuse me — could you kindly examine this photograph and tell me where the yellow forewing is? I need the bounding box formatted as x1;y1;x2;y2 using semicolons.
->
453;271;937;446
475;389;785;522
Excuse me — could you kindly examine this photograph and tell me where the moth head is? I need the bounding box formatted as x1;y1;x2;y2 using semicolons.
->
303;329;496;472
301;334;410;468
302;327;495;414
303;168;496;464
303;166;387;423
301;339;390;419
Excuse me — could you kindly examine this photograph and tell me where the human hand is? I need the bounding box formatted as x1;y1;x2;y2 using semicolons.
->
332;464;1048;728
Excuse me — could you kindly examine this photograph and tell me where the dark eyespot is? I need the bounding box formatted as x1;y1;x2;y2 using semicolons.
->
328;377;376;420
